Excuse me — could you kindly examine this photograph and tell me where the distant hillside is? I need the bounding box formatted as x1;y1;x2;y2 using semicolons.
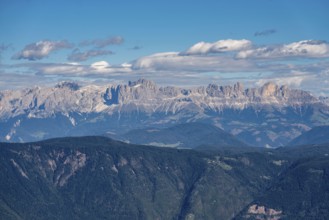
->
289;126;329;146
108;122;248;149
1;137;329;219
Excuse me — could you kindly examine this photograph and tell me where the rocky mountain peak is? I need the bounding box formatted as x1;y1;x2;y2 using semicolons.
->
260;82;278;97
206;82;245;97
233;82;244;93
206;84;220;97
128;78;157;90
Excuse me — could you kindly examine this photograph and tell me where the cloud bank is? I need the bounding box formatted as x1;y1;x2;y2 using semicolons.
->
29;61;131;77
237;40;329;59
182;39;252;55
132;52;255;72
3;37;329;95
67;49;113;61
13;40;72;60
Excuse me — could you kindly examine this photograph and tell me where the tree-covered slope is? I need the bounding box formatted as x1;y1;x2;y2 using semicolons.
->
1;137;329;219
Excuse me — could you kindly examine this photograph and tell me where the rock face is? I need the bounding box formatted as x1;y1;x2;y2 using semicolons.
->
245;204;282;220
0;79;328;147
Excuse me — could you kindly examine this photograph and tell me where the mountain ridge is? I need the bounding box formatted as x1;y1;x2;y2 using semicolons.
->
106;122;248;149
1;79;328;147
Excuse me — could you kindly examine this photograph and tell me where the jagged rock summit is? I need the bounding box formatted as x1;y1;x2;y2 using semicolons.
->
0;79;328;147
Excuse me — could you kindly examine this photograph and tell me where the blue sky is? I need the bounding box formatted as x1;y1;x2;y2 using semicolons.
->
1;0;329;95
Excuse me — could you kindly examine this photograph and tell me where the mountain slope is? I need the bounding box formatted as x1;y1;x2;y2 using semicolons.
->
238;156;329;219
1;137;329;219
289;125;329;146
1;79;329;147
0;136;284;219
236;143;329;219
0;137;206;219
109;122;248;148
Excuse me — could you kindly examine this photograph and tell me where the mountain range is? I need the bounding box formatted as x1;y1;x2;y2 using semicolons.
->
1;79;329;147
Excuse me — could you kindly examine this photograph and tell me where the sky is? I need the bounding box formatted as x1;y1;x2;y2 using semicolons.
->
1;0;329;95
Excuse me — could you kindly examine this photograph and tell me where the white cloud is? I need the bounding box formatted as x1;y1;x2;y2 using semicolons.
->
0;71;55;90
91;61;111;70
237;40;329;59
36;63;86;75
13;40;72;60
121;62;132;68
182;39;252;55
31;61;131;77
253;68;329;95
255;75;305;88
132;52;255;72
